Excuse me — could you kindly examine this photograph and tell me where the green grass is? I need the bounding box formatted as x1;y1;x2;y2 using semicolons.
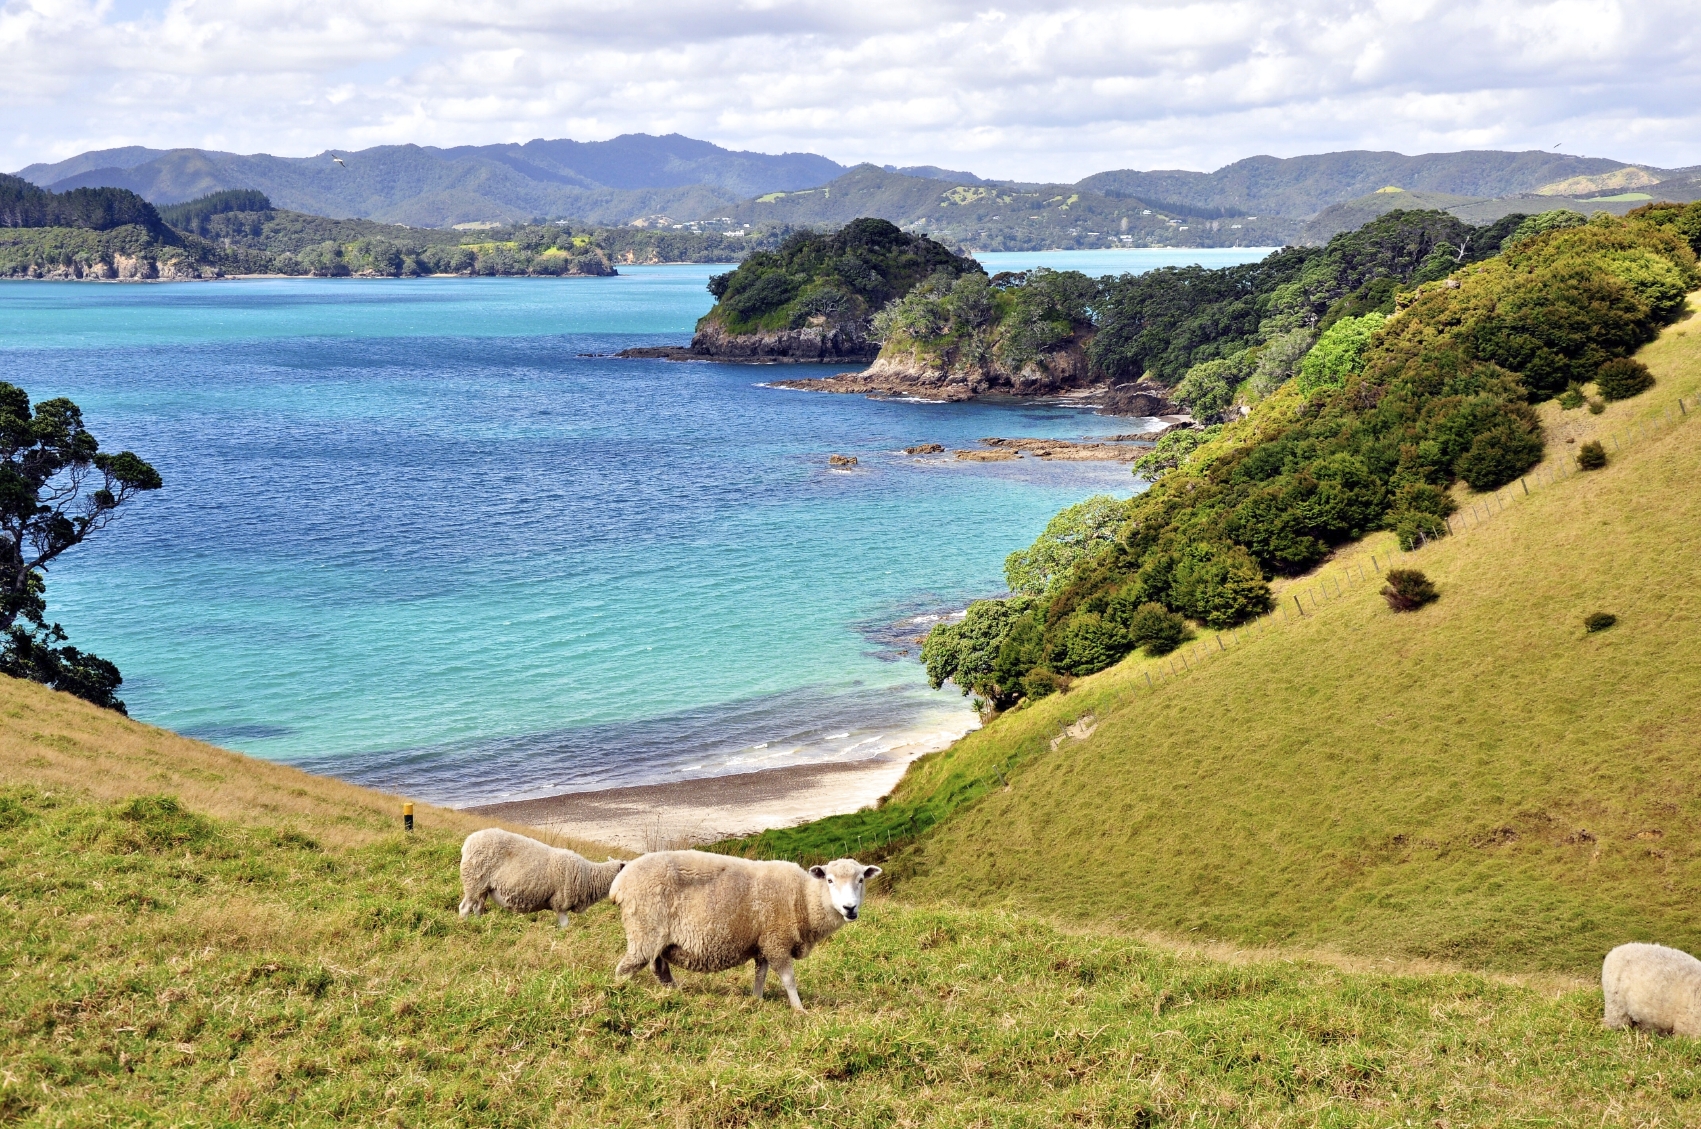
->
732;300;1701;974
8;784;1701;1127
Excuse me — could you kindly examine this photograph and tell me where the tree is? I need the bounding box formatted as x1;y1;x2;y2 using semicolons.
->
1004;495;1127;597
0;383;162;711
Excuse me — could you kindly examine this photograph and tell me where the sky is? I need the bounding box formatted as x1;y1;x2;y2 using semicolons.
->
4;0;1698;179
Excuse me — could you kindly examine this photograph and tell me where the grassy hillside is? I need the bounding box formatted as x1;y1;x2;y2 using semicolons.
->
8;677;1701;1124
732;304;1701;975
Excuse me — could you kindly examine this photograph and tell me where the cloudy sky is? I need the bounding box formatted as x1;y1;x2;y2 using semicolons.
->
3;0;1697;178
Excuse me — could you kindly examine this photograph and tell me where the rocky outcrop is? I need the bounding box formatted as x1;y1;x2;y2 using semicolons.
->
4;253;221;281
1098;381;1177;417
772;334;1097;401
618;318;879;364
691;319;878;363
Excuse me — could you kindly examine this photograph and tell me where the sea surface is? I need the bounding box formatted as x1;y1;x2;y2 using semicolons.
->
0;249;1269;805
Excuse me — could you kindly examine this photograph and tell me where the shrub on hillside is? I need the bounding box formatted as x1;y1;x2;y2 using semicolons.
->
1004;495;1127;597
1455;416;1545;491
1594;357;1655;401
1577;441;1607;470
1296;312;1385;397
1558;383;1585;410
1125;602;1189;655
1382;569;1438;612
1584;611;1617;633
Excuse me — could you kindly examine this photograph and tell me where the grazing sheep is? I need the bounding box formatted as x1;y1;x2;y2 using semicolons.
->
609;850;881;1011
458;828;625;928
1603;943;1701;1035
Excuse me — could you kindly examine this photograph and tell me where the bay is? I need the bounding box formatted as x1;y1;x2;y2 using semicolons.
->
0;249;1269;805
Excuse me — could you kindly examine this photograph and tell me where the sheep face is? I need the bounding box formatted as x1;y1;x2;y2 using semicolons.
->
809;858;882;921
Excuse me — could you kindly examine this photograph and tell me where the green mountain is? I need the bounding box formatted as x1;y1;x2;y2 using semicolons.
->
16;134;846;228
1077;149;1649;219
719;164;1299;250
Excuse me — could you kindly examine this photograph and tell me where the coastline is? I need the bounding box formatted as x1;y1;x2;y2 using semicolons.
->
464;739;955;853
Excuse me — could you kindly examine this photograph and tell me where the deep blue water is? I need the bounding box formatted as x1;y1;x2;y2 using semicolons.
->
0;253;1267;804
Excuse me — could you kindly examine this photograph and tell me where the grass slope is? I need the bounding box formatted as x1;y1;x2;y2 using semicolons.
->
742;300;1701;974
11;781;1701;1126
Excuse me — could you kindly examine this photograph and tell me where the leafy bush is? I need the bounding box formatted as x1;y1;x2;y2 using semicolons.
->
1454;414;1544;491
1594;357;1655;401
922;598;1035;707
1132;426;1219;480
1558;383;1585;410
1584;611;1617;632
1297;312;1385;397
1577;440;1607;470
1502;209;1586;250
1172;355;1248;419
1125;602;1189;655
1004;496;1127;597
1382;569;1438;612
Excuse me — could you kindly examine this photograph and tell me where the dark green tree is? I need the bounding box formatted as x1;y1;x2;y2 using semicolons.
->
0;383;162;712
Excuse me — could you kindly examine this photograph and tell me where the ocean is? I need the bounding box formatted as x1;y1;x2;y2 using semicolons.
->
0;248;1269;805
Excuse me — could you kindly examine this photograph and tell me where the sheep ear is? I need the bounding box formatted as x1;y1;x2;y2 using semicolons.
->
863;866;882;880
809;865;827;879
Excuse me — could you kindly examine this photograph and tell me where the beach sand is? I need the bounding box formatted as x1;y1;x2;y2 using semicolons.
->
465;753;925;853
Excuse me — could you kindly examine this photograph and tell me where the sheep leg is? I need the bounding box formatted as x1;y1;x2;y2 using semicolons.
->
752;958;769;1000
614;947;651;979
556;911;571;929
652;955;676;987
458;889;486;918
775;961;804;1012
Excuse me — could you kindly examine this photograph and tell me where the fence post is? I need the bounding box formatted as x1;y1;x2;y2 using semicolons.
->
1294;593;1305;616
1521;478;1528;495
1371;554;1379;572
1444;516;1452;535
1144;670;1153;688
1613;433;1620;450
1681;398;1688;416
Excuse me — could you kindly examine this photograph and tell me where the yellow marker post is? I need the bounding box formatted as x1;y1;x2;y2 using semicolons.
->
403;802;414;832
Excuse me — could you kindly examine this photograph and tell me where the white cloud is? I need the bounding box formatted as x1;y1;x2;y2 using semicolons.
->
2;0;1697;177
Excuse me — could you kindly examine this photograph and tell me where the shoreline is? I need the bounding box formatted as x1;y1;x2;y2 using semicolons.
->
464;743;949;853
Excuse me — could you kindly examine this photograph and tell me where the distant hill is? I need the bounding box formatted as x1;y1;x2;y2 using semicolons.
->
15;134;846;229
1077;150;1645;219
717;164;1299;251
1301;177;1701;243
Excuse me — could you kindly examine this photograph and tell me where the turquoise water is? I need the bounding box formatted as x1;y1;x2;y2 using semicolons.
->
0;252;1269;804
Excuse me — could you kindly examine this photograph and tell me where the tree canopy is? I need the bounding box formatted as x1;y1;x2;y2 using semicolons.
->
0;383;162;712
702;218;981;333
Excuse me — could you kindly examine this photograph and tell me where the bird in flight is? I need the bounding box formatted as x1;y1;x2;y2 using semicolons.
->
332;155;346;167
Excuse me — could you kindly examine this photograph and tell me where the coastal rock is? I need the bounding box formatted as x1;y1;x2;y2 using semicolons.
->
689;319;879;364
954;448;1019;462
903;443;944;455
828;454;859;467
979;437;1149;462
1099;381;1177;417
772;331;1099;400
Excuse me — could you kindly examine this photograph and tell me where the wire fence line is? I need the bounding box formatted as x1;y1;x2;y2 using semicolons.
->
1113;389;1700;699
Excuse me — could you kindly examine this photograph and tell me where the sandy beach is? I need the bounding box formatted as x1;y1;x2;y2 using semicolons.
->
466;753;928;853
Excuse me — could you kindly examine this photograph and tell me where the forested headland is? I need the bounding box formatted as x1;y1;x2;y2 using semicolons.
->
0;177;775;280
920;202;1701;708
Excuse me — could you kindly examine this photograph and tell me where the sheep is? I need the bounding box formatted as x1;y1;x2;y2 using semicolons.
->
608;850;881;1011
1602;942;1701;1036
458;828;625;928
